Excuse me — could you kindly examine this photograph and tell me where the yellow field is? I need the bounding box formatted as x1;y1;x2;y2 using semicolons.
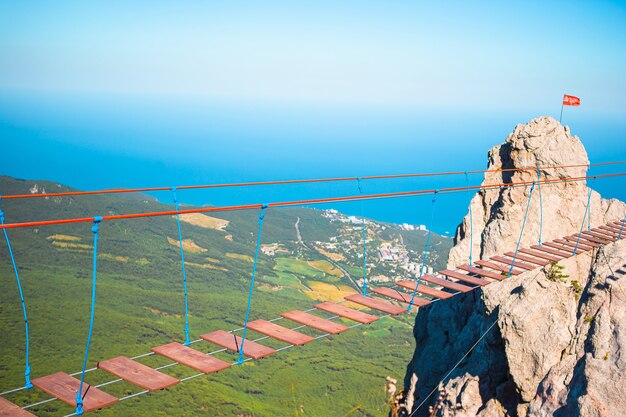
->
46;234;81;241
184;261;228;272
99;253;130;263
177;213;229;230
166;236;208;253
51;241;91;249
307;260;343;277
315;247;346;262
303;281;356;303
226;253;253;263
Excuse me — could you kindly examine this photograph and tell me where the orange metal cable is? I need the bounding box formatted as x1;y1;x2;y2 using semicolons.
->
2;160;624;200
1;172;624;230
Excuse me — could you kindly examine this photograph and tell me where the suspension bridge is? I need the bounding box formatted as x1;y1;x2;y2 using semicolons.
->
1;161;625;416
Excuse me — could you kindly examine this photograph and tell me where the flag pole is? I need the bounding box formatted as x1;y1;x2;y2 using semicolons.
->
559;100;564;123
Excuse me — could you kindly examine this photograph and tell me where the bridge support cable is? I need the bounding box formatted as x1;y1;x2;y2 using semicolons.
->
0;200;33;390
172;187;191;346
465;172;474;266
237;204;268;365
356;177;368;296
572;187;593;256
75;216;103;416
536;166;543;246
507;182;536;278
408;190;439;311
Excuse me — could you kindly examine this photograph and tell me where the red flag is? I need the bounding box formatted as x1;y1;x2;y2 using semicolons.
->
563;94;580;106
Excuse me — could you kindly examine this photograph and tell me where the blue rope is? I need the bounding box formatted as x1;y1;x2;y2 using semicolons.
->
618;214;626;240
357;177;368;296
408;190;438;311
0;203;33;389
76;216;102;416
587;180;593;232
508;182;535;278
465;172;474;266
572;187;593;256
536;166;543;246
237;204;267;365
172;187;190;346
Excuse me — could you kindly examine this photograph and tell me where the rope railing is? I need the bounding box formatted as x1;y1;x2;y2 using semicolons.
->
1;165;623;415
1;160;624;201
1;172;625;231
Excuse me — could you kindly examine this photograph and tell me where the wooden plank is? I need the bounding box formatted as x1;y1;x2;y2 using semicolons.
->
530;245;572;258
604;224;624;233
32;372;118;413
489;256;536;271
419;274;473;293
200;330;276;359
571;233;607;245
395;281;453;299
543;241;584;255
598;226;620;236
504;251;550;266
0;397;37;417
314;302;378;324
98;356;178;391
151;342;231;374
372;286;431;306
475;260;524;275
457;264;506;281
582;230;615;242
592;227;619;237
439;269;490;286
281;310;349;334
552;239;593;252
518;248;562;262
603;224;623;232
247;320;315;345
564;235;602;248
344;294;406;315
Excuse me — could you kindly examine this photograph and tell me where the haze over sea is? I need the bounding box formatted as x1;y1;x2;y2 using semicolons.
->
1;92;625;235
1;2;625;234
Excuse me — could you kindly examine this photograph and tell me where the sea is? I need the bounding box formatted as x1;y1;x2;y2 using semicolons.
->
1;91;625;236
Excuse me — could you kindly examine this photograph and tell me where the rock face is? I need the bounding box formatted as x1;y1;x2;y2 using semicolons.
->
448;116;625;269
399;117;626;417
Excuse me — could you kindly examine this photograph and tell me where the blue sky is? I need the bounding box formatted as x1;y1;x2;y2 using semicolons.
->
0;1;625;232
1;1;625;113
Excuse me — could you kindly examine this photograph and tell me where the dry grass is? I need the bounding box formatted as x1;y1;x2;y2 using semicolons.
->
177;213;229;231
226;253;253;263
316;247;346;262
46;234;81;242
51;241;91;249
166;236;208;253
184;261;228;272
303;281;356;303
99;253;130;263
307;260;343;277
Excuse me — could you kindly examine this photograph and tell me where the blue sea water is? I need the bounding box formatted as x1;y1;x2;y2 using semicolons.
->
1;92;625;235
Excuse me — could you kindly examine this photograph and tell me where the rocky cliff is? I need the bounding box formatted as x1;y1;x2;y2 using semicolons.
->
398;117;626;417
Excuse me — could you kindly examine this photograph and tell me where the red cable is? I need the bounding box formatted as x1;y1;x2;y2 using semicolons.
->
2;160;623;200
1;172;623;230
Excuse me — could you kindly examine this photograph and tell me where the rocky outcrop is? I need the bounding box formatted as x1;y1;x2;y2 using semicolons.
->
399;117;626;417
448;116;625;269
